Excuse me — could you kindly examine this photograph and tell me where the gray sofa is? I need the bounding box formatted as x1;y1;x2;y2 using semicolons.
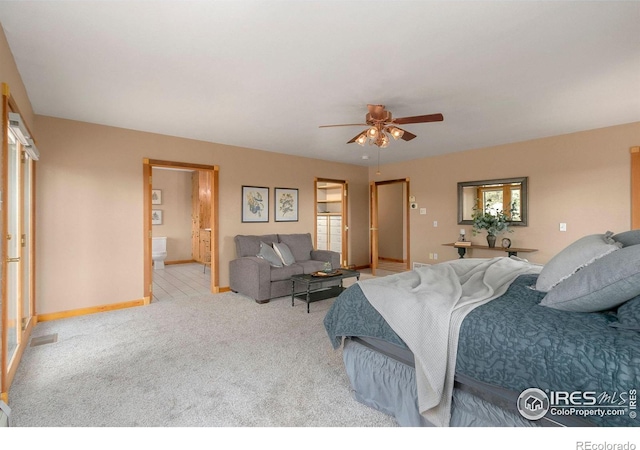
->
229;233;340;303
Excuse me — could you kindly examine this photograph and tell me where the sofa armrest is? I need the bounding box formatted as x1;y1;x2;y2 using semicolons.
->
229;256;272;301
311;250;340;269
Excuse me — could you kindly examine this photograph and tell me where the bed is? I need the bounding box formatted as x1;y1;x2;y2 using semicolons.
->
324;231;640;427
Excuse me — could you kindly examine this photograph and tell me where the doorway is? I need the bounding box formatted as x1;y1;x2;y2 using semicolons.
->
143;159;219;304
314;178;348;268
370;178;410;276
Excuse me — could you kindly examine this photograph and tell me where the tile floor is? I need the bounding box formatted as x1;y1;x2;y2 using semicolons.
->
152;262;212;301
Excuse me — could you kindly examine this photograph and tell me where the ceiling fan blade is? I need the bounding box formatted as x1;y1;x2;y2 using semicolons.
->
400;129;417;141
393;113;444;125
319;123;368;128
347;131;366;144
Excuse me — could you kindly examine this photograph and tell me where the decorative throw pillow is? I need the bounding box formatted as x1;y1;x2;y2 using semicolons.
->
612;230;640;248
273;242;296;266
535;232;622;292
256;241;283;267
610;295;640;331
540;244;640;312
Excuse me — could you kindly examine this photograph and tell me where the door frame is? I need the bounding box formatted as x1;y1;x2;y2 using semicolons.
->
370;178;410;276
314;178;348;267
632;146;639;229
1;83;37;403
143;159;219;303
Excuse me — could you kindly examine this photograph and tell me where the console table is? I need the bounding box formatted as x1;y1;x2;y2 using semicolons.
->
443;243;538;259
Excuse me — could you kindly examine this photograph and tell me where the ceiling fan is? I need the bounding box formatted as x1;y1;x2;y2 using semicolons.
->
319;104;444;148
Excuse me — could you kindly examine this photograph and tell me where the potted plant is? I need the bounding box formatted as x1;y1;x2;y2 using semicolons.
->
471;202;514;247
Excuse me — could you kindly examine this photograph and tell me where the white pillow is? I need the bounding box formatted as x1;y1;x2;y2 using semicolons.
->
273;242;296;266
535;232;622;292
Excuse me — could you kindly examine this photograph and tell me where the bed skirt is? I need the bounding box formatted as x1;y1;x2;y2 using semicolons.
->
343;338;545;427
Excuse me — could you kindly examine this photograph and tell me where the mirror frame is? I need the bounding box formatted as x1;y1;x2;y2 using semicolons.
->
457;176;528;226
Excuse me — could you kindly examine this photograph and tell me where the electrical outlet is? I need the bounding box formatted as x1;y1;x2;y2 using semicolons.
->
420;208;427;215
429;253;434;260
433;253;438;260
560;223;567;232
433;220;438;227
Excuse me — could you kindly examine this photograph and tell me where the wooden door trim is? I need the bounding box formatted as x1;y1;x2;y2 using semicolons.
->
1;83;9;397
1;83;37;401
632;146;640;230
370;182;378;275
143;159;220;303
315;178;349;267
371;178;411;273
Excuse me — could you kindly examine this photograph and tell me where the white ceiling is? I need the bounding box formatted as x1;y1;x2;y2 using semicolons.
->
0;1;639;167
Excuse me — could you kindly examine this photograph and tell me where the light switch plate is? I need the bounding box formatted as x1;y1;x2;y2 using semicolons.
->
560;223;567;232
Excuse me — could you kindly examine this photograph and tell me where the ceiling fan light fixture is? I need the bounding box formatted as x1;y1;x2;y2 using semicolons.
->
388;126;404;140
379;133;390;148
356;133;367;146
367;127;378;138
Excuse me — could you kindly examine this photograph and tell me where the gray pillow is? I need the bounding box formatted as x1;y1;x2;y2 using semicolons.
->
273;242;296;266
256;241;283;267
535;232;622;292
610;295;640;331
612;230;640;248
540;245;640;312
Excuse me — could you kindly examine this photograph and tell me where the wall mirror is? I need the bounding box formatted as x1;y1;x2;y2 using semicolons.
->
458;177;528;226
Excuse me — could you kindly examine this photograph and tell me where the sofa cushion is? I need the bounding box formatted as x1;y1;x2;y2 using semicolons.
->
296;259;326;274
235;234;278;258
278;233;314;261
270;264;303;282
256;241;283;267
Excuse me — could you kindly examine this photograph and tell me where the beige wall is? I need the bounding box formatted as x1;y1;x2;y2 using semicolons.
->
151;168;193;262
34;115;370;314
3;23;640;317
371;122;640;265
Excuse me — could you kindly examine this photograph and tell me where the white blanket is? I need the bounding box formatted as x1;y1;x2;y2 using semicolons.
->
358;256;542;426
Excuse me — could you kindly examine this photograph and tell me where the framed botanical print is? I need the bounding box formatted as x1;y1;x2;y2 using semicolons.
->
151;189;162;205
275;188;298;222
242;186;269;222
152;209;163;225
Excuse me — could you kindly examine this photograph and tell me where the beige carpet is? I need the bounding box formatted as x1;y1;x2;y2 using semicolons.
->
8;277;397;428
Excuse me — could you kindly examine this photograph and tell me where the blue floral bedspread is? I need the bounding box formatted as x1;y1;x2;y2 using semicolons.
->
324;274;640;427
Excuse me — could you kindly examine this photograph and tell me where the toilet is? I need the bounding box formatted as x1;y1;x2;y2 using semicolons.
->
152;236;167;270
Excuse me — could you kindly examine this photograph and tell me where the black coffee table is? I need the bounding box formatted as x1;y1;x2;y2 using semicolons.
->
290;269;360;313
